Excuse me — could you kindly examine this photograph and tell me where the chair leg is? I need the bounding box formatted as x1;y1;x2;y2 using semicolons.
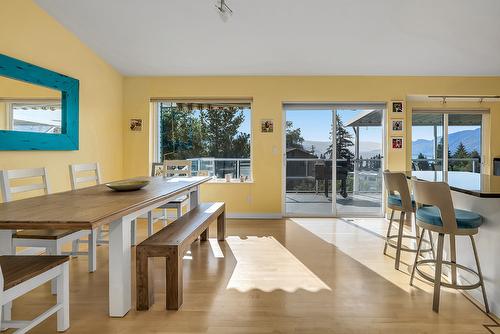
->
147;212;154;237
383;209;394;255
427;230;435;259
51;241;63;295
449;234;457;285
176;205;182;219
1;303;11;331
395;211;405;270
162;209;168;226
432;233;445;313
71;239;79;257
470;235;490;313
131;219;137;246
56;262;70;332
88;228;97;273
410;228;426;286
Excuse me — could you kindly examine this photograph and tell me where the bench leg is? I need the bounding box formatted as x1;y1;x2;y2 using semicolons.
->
217;211;226;241
166;252;183;310
136;248;153;311
200;227;209;241
57;262;70;332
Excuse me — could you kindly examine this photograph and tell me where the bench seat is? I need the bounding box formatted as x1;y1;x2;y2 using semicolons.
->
136;202;225;311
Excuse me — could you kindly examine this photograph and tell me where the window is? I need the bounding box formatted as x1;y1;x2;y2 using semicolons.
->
412;111;484;173
3;101;62;133
155;101;251;179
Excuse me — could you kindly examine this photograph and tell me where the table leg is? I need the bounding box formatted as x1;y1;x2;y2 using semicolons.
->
109;217;132;317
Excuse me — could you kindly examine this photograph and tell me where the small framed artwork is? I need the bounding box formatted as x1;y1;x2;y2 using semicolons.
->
261;119;274;133
392;119;404;132
392;101;404;114
129;118;143;131
391;137;404;149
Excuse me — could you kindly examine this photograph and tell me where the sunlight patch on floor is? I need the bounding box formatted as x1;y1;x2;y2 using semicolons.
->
226;235;331;293
289;217;438;294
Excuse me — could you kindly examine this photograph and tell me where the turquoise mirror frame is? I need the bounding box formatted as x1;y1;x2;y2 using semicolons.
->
0;54;79;150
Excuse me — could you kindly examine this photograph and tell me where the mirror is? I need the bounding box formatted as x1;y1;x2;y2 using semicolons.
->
0;54;79;150
0;76;62;133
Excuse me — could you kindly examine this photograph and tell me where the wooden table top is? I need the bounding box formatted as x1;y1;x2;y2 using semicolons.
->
0;176;211;230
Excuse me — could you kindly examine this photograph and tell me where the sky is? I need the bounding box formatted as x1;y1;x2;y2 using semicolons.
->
285;109;382;143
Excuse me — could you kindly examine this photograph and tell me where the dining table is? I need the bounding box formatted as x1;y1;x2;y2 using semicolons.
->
0;175;212;317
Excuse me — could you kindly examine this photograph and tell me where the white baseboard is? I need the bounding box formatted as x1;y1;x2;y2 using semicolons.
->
226;213;282;220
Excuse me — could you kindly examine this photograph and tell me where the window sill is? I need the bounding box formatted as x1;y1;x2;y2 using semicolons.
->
207;179;254;184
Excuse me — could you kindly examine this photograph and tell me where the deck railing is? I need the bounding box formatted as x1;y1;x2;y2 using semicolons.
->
285;158;382;193
187;158;251;179
411;158;480;173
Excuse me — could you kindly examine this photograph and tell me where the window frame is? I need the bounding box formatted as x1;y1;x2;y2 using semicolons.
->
152;100;253;181
411;108;488;173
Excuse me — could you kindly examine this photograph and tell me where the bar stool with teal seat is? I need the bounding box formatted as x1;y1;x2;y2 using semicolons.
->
383;170;433;270
410;179;489;313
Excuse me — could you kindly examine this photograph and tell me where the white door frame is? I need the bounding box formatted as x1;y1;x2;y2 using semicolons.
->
282;104;386;218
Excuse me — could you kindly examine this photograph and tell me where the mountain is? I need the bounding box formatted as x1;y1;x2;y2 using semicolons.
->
302;140;381;158
411;128;480;158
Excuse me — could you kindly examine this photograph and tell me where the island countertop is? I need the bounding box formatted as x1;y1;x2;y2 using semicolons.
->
403;171;500;198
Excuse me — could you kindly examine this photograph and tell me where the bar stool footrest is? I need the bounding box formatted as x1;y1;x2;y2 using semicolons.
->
386;235;433;253
414;259;482;290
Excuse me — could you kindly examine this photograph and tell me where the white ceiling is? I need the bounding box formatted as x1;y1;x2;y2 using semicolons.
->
35;0;500;76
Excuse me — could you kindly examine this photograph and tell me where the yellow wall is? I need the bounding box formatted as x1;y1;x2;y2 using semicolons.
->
123;76;500;216
0;0;124;197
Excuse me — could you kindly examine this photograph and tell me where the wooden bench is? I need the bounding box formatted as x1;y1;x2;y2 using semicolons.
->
0;255;70;332
136;202;225;311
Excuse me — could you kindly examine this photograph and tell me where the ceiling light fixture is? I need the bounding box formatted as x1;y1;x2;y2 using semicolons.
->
215;0;233;15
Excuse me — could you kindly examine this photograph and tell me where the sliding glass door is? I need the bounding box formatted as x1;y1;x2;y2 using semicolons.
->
412;112;483;173
284;104;384;217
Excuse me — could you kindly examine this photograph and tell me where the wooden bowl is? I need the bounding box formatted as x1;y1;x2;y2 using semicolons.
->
105;180;150;192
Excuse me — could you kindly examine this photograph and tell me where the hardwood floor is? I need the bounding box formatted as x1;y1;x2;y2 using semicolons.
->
7;217;499;333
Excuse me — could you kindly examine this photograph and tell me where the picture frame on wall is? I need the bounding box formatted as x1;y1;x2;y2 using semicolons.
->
261;119;274;133
391;137;403;149
392;101;403;114
392;119;404;132
129;118;143;131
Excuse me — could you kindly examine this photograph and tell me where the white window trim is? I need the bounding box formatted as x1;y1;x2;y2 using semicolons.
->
152;101;253;181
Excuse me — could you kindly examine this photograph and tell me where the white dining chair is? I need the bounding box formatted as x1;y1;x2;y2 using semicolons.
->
0;168;96;275
69;162;107;245
69;162;138;246
0;256;70;332
146;161;191;236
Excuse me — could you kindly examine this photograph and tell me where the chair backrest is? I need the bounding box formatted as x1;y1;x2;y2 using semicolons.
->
383;170;413;212
151;162;164;177
0;167;50;202
69;162;101;190
163;160;192;177
411;179;457;233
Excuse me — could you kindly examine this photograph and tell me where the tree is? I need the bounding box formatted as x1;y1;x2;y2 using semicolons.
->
452;142;470;171
326;116;354;161
286;121;304;149
159;104;250;160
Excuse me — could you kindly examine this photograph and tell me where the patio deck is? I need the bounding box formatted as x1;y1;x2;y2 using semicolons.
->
285;192;382;216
